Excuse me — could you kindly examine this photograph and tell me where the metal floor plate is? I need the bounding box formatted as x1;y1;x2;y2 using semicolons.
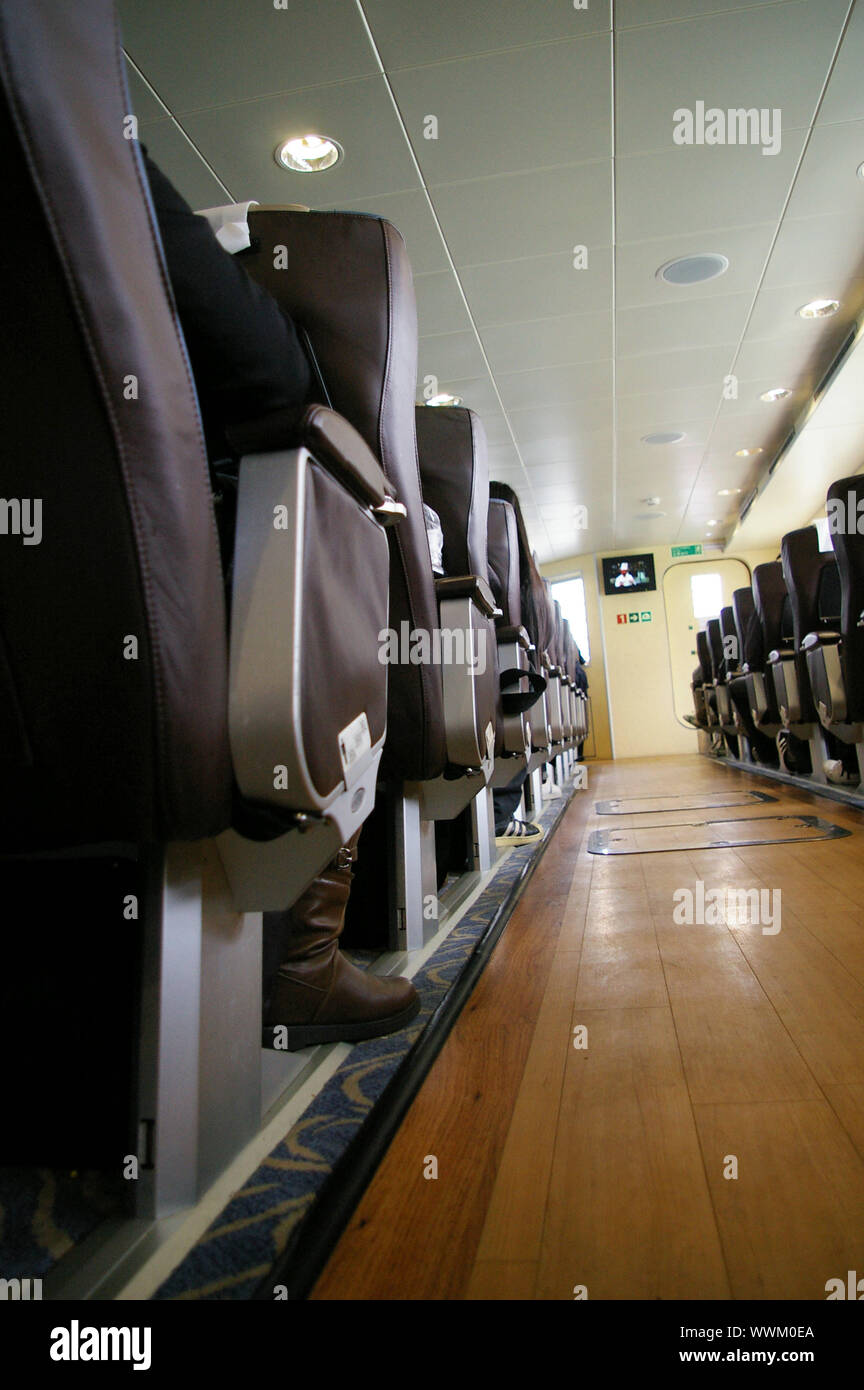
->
587;814;851;855
595;790;777;815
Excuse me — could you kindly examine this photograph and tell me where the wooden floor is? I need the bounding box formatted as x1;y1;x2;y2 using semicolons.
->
311;755;864;1301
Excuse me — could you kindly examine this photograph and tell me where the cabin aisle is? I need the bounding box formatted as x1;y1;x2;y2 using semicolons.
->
311;755;864;1301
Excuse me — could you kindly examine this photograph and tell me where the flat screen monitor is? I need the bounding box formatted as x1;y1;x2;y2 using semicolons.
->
602;553;656;596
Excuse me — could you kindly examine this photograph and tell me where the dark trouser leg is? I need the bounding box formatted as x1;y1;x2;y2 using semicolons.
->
493;769;529;834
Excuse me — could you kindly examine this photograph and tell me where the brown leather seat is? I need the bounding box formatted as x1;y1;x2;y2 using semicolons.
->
0;0;232;852
241;207;447;784
0;0;399;1209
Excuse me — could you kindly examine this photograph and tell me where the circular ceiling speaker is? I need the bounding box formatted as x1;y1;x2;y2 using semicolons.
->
641;430;685;445
656;253;729;286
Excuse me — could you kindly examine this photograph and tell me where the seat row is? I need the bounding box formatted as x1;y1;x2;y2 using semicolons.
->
690;473;864;789
0;0;587;1224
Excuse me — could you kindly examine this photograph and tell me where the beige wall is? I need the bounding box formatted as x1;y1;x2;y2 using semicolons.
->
543;543;776;760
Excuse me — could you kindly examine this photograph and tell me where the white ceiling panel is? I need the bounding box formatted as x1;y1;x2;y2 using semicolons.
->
360;0;611;68
733;333;836;385
615;345;732;397
616;386;722;427
485;444;523;473
509;399;614;445
617;294;750;357
616;0;849;156
617;0;816;27
133;119;231;207
417;330;490;385
429;161;612;266
816;0;864;127
481;312;613;375
785;118;864;220
762;211;864;291
125;61;169;124
708;409;780;453
476;412;517;448
413;272;473;338
521;430;615;471
617;141;804;243
496;361;613;412
116;0;377;111
389;37;611;184
460;249;613;325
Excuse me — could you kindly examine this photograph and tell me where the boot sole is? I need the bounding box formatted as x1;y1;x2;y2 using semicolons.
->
262;993;422;1052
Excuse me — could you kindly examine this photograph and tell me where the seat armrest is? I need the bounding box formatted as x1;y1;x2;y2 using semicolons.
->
435;573;499;618
768;648;796;664
496;624;531;650
802;630;840;651
225;403;405;521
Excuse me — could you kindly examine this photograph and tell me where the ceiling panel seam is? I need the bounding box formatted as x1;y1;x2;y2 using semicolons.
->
380;32;614;77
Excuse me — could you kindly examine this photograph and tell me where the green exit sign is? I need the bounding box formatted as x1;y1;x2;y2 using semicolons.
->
671;544;703;557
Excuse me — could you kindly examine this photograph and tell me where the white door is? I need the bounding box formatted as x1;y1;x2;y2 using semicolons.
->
663;559;751;727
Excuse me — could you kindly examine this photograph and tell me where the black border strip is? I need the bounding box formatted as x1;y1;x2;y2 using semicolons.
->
252;791;573;1302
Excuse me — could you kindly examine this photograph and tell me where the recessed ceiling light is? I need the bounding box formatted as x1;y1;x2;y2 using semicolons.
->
735;446;764;457
760;386;791;403
641;496;661;506
656;253;729;286
275;134;343;173
707;520;718;526
425;393;462;407
798;298;840;319
641;431;685;445
717;487;742;496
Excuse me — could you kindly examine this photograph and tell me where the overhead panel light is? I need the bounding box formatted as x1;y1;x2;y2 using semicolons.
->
797;298;840;320
735;446;764;457
275;134;343;173
656;253;729;286
760;387;791;403
717;487;742;496
425;393;462;407
641;431;685;445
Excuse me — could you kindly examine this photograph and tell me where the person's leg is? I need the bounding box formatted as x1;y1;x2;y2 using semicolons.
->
262;834;420;1051
493;768;543;845
493;770;528;834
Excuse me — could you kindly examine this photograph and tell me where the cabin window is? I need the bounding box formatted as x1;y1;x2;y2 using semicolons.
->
690;572;723;621
550;575;590;664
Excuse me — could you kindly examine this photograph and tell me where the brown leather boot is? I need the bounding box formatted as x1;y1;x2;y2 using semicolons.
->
263;840;420;1051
